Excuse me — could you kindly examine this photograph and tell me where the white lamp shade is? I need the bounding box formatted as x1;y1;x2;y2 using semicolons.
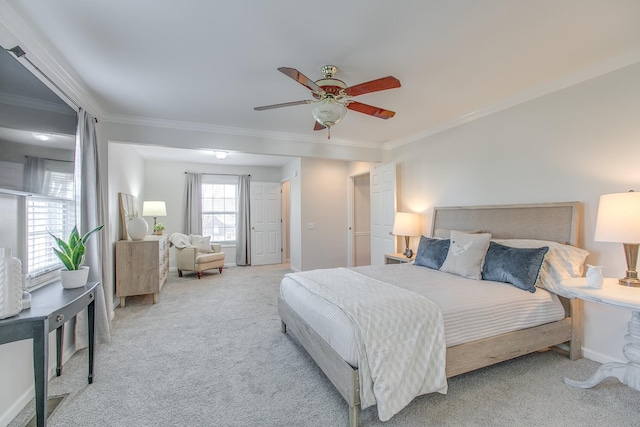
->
142;201;167;217
594;191;640;243
392;212;420;236
312;99;347;127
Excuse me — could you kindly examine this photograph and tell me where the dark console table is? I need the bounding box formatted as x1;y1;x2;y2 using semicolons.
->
0;281;98;427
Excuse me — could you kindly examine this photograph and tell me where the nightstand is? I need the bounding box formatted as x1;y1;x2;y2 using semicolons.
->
385;253;415;264
558;277;640;391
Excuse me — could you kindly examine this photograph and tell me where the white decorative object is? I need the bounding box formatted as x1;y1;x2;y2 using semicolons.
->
60;266;90;289
586;265;604;288
127;217;148;241
0;247;23;319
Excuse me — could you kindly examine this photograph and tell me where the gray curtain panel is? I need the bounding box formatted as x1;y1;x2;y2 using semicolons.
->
24;156;45;194
74;108;112;349
184;172;202;235
236;175;251;266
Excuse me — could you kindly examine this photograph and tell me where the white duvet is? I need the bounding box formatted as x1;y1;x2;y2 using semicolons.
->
286;267;447;421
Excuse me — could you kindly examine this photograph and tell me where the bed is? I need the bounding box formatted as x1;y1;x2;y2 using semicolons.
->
278;202;587;426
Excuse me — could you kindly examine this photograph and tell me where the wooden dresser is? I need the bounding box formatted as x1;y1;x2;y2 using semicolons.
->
115;235;169;307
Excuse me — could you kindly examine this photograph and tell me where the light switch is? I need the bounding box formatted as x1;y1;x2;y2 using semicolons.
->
306;223;315;230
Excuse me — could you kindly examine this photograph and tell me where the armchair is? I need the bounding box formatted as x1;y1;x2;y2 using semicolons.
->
170;233;225;279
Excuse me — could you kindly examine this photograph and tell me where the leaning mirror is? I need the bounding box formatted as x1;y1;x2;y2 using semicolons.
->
0;45;77;196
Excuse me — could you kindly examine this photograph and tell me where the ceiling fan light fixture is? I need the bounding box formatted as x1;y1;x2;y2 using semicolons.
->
312;98;347;139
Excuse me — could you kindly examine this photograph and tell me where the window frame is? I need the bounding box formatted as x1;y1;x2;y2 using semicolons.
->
201;175;238;244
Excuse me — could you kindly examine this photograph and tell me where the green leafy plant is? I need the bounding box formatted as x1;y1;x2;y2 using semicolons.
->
153;222;166;232
49;225;104;271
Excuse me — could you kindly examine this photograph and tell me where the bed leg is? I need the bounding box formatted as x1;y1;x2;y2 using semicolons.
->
569;298;584;360
281;320;287;333
348;404;359;427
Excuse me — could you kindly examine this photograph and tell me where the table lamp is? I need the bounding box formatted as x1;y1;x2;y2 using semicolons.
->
392;212;420;258
594;190;640;287
142;201;167;227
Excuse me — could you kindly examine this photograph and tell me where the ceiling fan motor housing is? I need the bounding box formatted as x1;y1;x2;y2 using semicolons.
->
314;78;347;98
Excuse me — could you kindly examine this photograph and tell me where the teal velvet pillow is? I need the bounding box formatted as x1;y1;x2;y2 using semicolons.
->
414;236;450;270
481;242;549;292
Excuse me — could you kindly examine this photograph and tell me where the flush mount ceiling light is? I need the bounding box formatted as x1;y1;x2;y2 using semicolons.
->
214;151;228;160
32;133;51;141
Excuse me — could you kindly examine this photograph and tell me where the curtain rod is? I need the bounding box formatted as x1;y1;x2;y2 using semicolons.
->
185;172;250;177
7;45;81;111
25;155;73;163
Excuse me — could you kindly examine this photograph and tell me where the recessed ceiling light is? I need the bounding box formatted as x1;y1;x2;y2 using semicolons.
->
33;133;51;141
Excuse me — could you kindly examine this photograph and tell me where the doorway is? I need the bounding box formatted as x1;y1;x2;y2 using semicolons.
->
352;172;371;266
250;181;282;265
281;180;290;263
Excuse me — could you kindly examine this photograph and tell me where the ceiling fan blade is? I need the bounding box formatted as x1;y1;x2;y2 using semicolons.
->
347;101;395;119
343;76;401;97
278;67;321;92
314;121;326;131
254;100;311;111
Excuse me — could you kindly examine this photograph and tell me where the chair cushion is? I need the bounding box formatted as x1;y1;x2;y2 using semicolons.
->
195;252;225;264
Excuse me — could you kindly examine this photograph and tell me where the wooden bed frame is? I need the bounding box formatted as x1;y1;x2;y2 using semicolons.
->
278;202;584;427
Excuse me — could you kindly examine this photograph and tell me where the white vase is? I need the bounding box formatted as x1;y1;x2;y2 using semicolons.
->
128;217;148;241
586;264;604;289
60;266;90;289
0;247;23;319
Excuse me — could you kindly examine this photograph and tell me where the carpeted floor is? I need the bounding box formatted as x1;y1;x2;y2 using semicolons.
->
10;263;640;426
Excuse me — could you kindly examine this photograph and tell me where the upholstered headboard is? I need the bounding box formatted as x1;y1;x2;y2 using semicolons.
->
431;202;582;247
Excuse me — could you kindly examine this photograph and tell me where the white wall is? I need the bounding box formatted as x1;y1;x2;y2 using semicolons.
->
300;158;349;271
388;61;640;363
109;143;147;241
143;159;283;268
281;158;302;271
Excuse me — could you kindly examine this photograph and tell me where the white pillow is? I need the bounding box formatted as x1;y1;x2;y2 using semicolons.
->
440;230;492;280
189;235;213;253
492;239;589;295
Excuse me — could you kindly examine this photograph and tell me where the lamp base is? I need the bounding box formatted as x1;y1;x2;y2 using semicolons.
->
619;277;640;287
404;248;413;258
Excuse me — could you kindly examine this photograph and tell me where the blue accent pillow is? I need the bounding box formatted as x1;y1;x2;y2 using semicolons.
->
414;236;450;270
482;242;549;292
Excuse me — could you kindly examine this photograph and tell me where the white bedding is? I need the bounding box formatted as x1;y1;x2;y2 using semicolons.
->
285;267;447;421
280;263;565;369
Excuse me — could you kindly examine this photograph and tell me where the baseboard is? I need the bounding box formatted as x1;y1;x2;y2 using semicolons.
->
581;347;625;364
1;386;34;427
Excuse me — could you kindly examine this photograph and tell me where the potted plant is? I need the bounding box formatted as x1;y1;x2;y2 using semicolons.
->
49;225;103;289
154;222;166;235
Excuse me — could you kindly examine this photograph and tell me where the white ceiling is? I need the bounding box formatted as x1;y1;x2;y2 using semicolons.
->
130;145;293;167
2;0;640;157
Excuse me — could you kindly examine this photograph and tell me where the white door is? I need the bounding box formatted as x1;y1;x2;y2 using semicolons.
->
250;182;282;265
370;163;396;265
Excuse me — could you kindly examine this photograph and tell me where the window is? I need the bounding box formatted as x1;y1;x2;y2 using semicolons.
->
26;160;75;285
201;175;237;243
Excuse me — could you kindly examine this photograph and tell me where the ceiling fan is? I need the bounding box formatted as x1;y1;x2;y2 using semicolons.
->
254;65;401;139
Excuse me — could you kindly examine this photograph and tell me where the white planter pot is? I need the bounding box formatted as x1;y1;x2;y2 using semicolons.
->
60;266;90;289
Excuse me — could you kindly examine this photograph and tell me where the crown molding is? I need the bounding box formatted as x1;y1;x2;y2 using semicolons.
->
0;92;76;115
102;113;384;150
383;48;640;150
